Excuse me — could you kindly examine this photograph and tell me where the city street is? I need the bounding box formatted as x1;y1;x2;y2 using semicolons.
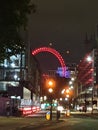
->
0;111;98;130
1;1;98;130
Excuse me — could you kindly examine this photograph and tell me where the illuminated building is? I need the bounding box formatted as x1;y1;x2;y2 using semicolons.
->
76;49;98;110
0;48;41;115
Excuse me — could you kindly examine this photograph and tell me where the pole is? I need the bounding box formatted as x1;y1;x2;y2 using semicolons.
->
85;90;87;112
50;98;52;120
48;88;53;120
91;49;94;114
91;88;93;114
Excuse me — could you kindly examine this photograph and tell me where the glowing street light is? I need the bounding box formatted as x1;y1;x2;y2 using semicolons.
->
46;79;55;89
87;56;92;62
69;81;72;85
48;81;53;86
46;79;55;120
48;88;53;93
66;89;70;94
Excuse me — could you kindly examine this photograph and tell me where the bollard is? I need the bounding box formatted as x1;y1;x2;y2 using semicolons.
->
46;111;50;120
66;109;70;117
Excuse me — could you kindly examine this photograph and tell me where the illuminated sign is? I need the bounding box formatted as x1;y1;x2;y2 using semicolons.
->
56;67;70;78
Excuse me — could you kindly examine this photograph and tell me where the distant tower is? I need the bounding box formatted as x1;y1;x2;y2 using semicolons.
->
84;32;90;52
90;32;97;49
96;24;98;48
96;24;98;39
84;32;97;52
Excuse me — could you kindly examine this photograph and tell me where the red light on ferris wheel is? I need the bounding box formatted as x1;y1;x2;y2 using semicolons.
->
32;46;66;76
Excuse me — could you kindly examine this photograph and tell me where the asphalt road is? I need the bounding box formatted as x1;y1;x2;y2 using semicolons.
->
1;111;98;130
20;117;98;130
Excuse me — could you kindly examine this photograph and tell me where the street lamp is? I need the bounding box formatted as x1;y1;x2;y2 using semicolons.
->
46;79;55;120
48;88;53;93
66;89;70;109
46;79;55;89
48;88;53;120
87;53;94;114
91;50;94;114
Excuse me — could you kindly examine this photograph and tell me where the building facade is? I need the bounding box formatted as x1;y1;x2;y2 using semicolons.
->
0;48;41;115
76;49;98;111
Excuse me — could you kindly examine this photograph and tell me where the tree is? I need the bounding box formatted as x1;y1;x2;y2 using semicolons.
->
0;0;36;62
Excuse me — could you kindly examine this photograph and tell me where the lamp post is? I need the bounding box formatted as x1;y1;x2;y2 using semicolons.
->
87;52;94;114
46;79;55;120
66;89;70;109
48;88;53;120
91;50;94;114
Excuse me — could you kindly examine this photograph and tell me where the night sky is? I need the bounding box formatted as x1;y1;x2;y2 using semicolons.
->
27;0;98;72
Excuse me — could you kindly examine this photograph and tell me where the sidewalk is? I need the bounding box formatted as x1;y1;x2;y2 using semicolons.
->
71;111;98;119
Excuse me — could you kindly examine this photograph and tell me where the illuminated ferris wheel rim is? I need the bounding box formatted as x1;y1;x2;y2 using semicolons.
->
32;46;66;76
